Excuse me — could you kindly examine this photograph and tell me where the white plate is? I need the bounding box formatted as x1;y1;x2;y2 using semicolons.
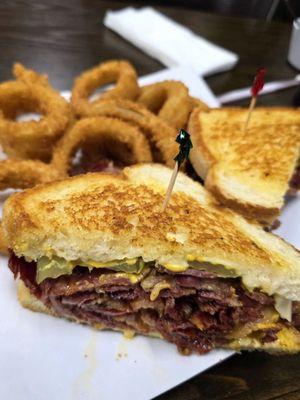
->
0;67;298;400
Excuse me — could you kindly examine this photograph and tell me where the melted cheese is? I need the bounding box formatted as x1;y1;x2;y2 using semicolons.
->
277;327;300;350
162;263;188;272
123;330;135;339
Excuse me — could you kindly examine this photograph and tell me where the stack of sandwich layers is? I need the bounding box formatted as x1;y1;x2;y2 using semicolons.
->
3;164;300;355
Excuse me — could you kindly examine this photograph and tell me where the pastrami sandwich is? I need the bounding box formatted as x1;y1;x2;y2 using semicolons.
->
3;164;300;354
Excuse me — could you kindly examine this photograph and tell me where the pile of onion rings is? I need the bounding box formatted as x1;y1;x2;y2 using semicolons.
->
0;59;209;188
0;63;72;161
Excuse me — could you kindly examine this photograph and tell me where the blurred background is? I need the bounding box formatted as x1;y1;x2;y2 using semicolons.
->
116;0;300;20
0;0;299;103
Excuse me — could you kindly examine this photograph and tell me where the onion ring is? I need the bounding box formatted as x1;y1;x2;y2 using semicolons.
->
51;116;153;177
71;60;140;117
137;81;195;129
0;159;60;190
0;64;72;161
13;62;49;86
76;98;178;167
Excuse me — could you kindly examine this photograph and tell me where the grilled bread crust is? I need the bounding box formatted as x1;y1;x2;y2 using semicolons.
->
188;107;300;224
3;164;300;300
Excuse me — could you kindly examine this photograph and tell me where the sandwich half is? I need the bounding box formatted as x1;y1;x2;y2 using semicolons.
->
3;164;300;355
188;107;300;225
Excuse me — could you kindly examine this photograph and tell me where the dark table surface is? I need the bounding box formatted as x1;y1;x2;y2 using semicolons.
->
0;1;299;400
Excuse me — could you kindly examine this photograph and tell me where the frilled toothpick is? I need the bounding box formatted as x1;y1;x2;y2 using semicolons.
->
162;129;193;211
244;68;266;130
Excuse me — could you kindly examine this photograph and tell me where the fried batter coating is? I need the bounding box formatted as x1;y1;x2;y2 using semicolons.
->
138;81;209;130
0;159;60;190
75;99;178;167
137;81;194;129
13;63;49;86
71;60;140;117
51;116;153;177
0;64;72;161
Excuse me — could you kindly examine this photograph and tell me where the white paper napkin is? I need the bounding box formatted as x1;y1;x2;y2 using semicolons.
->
104;7;238;76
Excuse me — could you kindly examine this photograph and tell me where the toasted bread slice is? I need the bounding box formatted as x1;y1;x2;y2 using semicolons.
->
3;163;300;300
188;107;300;224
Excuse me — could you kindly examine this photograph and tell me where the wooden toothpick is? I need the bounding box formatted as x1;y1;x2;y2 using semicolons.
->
244;96;257;131
162;161;179;211
244;68;266;131
162;129;193;211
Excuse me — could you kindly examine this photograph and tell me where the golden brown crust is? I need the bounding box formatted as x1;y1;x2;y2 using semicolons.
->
5;172;270;262
70;98;178;167
137;83;165;113
18;280;55;316
189;108;280;222
188;107;300;223
0;159;61;190
138;80;194;130
205;168;280;223
0;65;72;161
71;60;140;117
188;107;215;174
51;116;153;177
137;81;209;130
13;62;49;86
3;164;300;301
